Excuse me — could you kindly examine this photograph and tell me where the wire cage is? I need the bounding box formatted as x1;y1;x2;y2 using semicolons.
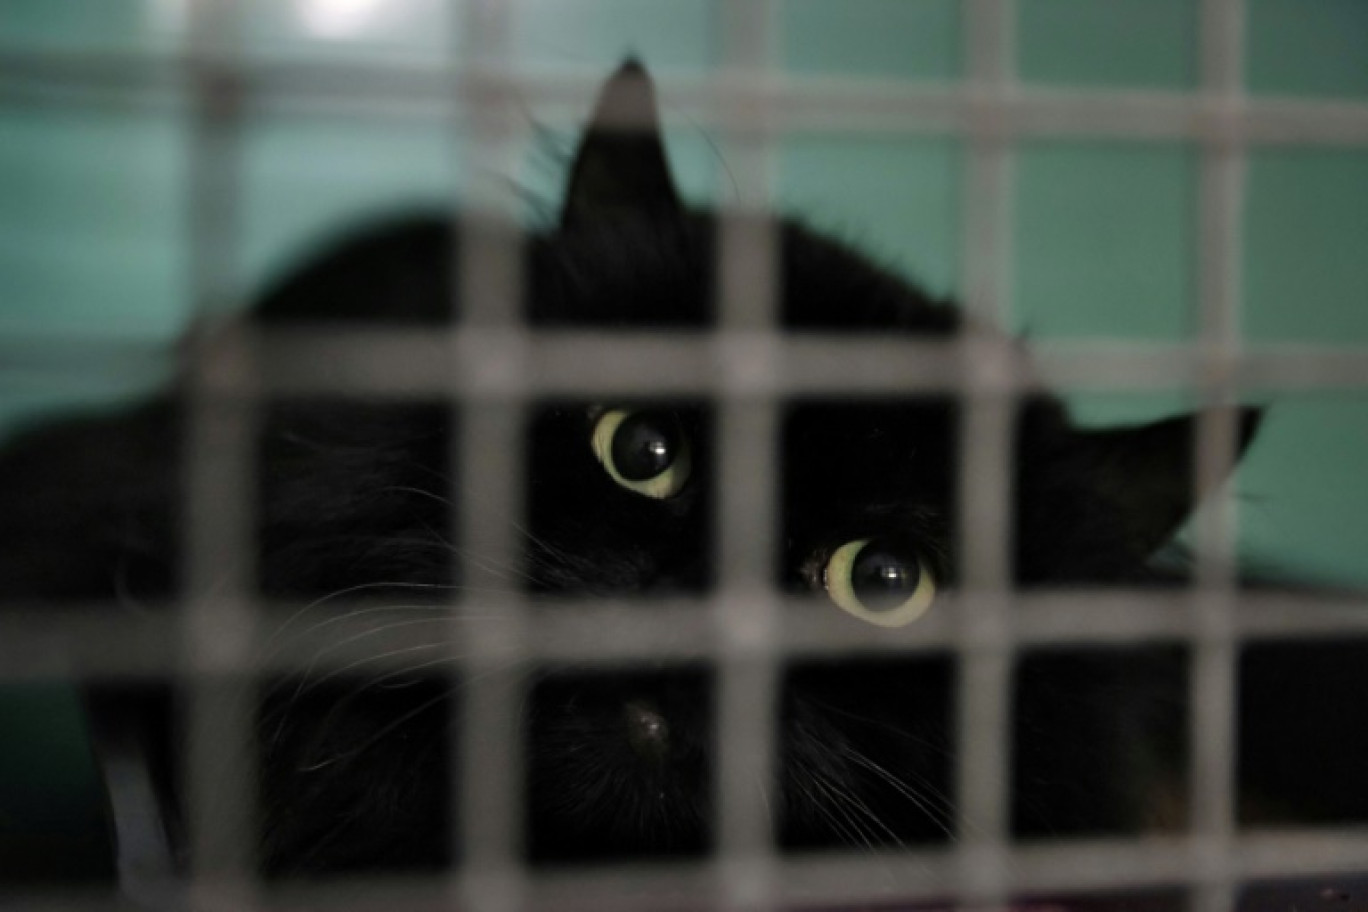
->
2;1;1367;911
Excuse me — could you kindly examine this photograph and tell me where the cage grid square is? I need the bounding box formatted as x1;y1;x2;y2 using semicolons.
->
1;0;1367;911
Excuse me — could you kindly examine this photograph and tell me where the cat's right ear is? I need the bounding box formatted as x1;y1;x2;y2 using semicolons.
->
561;60;683;229
1072;406;1265;562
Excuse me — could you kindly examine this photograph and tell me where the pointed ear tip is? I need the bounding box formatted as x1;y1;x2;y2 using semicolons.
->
591;58;658;122
605;58;653;93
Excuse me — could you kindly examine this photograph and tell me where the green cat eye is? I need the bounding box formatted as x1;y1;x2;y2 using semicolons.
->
824;538;936;628
591;409;693;499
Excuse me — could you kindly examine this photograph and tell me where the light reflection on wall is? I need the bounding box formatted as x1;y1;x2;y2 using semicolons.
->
297;0;389;39
148;0;187;33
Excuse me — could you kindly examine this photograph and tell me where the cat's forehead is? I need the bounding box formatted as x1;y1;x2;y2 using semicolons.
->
783;400;957;499
531;215;713;326
531;214;960;333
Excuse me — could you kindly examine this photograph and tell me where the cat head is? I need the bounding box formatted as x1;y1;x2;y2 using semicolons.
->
249;61;1263;869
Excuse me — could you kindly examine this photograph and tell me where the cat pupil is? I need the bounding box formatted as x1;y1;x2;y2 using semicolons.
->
611;412;679;481
851;541;921;611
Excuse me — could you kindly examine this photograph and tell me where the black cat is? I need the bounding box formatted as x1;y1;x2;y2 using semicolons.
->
0;63;1267;880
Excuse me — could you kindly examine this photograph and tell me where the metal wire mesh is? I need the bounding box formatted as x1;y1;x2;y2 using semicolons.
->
2;0;1368;910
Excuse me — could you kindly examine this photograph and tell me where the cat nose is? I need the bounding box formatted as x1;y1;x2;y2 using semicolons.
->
623;698;670;764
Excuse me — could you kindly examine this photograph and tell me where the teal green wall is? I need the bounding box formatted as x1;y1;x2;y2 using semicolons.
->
1019;0;1198;89
1015;143;1198;340
0;0;1365;872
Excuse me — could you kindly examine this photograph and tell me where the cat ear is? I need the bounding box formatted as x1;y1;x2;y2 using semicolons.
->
1074;406;1264;559
561;60;682;228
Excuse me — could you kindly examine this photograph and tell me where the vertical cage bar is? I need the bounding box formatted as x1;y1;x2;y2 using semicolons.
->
182;376;259;902
714;1;780;909
963;0;1018;333
182;0;257;907
957;2;1018;908
1191;2;1249;911
453;3;527;912
966;0;1016;89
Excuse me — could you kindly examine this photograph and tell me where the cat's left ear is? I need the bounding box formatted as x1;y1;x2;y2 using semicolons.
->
1073;406;1264;559
561;60;683;228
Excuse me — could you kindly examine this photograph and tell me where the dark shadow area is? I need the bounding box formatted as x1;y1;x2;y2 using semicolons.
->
1238;638;1368;827
0;682;114;887
258;673;456;878
1013;645;1189;838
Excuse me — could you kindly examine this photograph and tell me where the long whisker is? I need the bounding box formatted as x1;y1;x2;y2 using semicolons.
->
294;642;449;698
412;517;551;588
263;579;462;650
788;752;873;851
808;758;903;849
285;602;500;642
805;697;957;760
793;772;863;850
288;613;482;695
837;745;958;841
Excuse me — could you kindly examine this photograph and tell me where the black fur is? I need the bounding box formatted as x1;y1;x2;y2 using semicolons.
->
0;63;1275;878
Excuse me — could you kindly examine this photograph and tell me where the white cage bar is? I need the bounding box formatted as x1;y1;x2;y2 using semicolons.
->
1188;2;1250;911
712;0;782;908
453;2;527;912
952;2;1018;910
181;1;261;909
